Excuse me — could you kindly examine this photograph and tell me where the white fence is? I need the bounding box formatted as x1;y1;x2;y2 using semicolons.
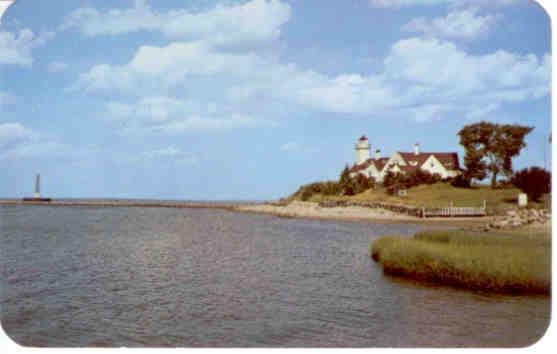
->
421;201;487;218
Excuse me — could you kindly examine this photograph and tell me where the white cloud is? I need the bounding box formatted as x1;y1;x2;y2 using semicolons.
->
280;141;319;154
0;28;54;66
48;61;69;72
371;0;448;8
72;36;550;123
68;0;548;126
63;0;291;49
0;29;35;66
0;122;91;161
104;96;277;134
140;147;198;165
370;0;520;8
465;103;501;120
0;122;36;147
403;7;501;40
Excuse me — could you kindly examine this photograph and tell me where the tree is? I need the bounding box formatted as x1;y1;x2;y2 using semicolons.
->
458;121;533;188
511;167;551;202
339;165;351;187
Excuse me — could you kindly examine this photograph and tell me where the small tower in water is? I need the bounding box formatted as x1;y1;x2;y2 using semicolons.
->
23;173;51;202
355;135;370;164
34;174;41;198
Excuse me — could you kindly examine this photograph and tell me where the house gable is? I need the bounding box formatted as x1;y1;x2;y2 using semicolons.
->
420;155;448;176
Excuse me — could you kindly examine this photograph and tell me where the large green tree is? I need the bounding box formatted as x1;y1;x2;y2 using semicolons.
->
458;121;533;188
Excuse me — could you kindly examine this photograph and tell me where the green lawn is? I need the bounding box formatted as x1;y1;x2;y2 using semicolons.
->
370;229;551;294
302;183;549;214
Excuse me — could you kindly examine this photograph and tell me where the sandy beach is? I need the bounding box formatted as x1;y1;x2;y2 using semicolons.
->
234;201;493;227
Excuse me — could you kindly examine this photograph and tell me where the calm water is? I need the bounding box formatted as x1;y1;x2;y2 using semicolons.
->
0;205;550;347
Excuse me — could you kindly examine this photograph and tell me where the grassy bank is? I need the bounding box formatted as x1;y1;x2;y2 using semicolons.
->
370;228;550;294
294;182;549;215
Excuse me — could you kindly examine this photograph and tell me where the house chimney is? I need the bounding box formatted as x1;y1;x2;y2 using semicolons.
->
414;143;420;156
375;149;381;159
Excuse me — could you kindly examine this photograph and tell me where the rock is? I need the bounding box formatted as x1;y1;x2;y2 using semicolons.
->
506;210;518;217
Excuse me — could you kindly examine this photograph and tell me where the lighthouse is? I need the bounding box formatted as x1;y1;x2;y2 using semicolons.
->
22;173;51;202
34;174;41;198
355;135;370;164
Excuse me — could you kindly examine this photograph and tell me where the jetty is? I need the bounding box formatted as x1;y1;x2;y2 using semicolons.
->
1;199;247;210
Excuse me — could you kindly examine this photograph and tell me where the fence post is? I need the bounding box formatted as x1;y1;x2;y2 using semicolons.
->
450;201;454;217
421;206;425;218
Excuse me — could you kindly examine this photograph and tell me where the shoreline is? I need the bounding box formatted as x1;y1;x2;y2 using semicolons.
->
1;199;493;228
233;201;492;228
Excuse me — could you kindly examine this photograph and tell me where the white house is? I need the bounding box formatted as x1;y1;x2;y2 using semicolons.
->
350;136;461;182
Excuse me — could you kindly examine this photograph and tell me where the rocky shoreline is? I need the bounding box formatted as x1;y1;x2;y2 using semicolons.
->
487;208;551;230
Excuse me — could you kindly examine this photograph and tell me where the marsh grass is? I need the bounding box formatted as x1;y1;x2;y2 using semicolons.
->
371;230;550;294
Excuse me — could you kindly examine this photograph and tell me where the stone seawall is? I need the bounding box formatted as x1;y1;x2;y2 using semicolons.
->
318;200;423;217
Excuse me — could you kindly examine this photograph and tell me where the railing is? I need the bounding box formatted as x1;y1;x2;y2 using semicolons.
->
422;200;487;218
319;199;487;218
422;206;486;217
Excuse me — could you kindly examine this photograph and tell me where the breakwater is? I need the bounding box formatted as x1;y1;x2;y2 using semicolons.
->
0;199;249;210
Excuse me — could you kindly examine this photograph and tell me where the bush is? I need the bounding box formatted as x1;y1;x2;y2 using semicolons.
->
383;171;404;188
406;170;441;187
450;174;471;188
384;170;441;192
342;174;375;196
511;167;551;201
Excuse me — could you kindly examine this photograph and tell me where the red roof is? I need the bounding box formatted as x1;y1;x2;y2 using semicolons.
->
350;152;460;175
398;152;460;171
350;157;390;173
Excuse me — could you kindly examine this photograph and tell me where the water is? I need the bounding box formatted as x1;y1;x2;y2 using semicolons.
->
0;206;550;347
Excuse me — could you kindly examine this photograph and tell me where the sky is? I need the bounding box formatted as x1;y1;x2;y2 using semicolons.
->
0;0;551;200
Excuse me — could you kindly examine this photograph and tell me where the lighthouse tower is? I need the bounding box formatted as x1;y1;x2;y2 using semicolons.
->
34;174;41;198
355;135;370;164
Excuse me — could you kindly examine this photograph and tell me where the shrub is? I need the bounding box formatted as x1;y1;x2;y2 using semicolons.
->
384;170;441;192
383;171;404;188
511;167;551;201
295;181;342;201
450;174;471;188
406;170;441;186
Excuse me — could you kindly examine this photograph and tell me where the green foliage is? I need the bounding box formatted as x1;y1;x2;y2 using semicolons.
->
511;167;551;201
458;121;533;188
297;181;342;201
342;173;375;196
383;170;442;194
339;165;351;186
450;174;471;188
294;165;376;201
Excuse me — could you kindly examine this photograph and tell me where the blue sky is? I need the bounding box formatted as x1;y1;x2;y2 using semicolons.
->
0;0;551;200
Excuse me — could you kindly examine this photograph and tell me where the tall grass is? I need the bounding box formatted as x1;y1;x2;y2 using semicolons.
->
371;230;550;294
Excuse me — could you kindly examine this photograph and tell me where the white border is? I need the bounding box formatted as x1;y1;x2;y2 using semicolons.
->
0;0;554;352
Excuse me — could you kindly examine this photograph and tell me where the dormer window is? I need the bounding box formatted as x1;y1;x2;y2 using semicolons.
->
410;161;418;166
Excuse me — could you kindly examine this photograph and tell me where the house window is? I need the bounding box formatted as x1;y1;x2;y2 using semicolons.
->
430;162;435;168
